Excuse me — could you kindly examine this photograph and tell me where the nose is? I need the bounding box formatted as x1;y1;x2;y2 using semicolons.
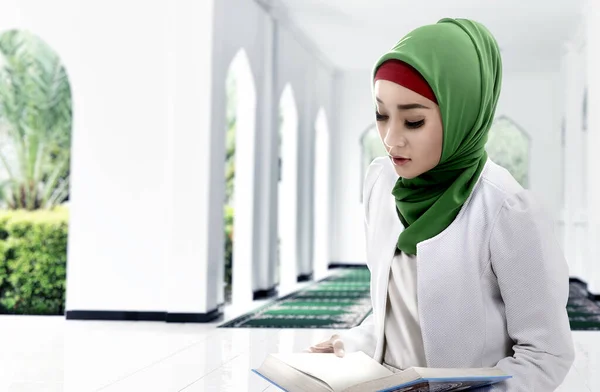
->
383;125;407;149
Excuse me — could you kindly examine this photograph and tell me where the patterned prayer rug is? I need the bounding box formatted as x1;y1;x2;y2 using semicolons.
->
219;268;600;330
568;279;600;331
218;268;372;329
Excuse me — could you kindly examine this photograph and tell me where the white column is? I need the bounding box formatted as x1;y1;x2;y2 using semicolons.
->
293;112;305;281
298;106;315;276
230;53;258;307
562;42;586;280
313;110;331;281
165;0;221;317
268;23;281;291
585;0;600;294
256;15;278;293
278;86;300;291
299;95;316;279
56;0;221;320
299;67;321;280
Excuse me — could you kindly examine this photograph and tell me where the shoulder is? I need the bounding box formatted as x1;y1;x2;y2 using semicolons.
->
365;156;398;189
441;158;549;242
478;158;524;199
467;158;529;214
362;156;396;224
363;156;394;201
364;156;391;182
477;159;552;238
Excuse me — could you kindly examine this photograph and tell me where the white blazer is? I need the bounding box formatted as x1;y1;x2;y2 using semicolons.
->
338;156;575;391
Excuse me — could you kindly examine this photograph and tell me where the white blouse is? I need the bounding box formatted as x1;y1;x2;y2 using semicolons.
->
382;250;427;371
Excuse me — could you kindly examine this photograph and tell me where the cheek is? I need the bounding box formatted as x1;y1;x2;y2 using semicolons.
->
376;125;387;144
431;131;443;156
417;127;443;162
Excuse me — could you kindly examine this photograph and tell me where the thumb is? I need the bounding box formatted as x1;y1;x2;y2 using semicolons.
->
332;338;345;358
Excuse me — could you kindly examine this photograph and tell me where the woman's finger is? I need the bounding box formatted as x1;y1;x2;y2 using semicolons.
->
309;345;334;353
332;338;345;358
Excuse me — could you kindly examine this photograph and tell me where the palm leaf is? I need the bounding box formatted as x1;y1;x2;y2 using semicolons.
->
0;30;71;210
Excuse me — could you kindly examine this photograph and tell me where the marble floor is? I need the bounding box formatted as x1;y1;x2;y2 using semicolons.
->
1;278;598;391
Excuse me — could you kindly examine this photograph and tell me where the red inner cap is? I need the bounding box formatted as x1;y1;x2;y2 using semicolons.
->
374;60;438;104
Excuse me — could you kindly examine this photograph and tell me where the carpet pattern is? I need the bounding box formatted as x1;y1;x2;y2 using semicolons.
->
220;268;600;331
568;280;600;331
219;268;372;329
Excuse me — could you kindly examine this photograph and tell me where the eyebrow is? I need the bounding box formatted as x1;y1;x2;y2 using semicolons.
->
375;97;430;110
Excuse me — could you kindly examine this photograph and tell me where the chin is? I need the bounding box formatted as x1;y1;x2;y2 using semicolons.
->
394;167;417;179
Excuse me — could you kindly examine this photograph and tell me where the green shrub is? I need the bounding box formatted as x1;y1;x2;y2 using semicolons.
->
0;241;9;314
0;207;68;315
224;204;234;290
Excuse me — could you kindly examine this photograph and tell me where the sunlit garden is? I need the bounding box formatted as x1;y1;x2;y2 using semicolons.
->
0;30;71;315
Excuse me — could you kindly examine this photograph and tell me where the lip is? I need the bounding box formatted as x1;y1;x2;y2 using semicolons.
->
391;156;411;166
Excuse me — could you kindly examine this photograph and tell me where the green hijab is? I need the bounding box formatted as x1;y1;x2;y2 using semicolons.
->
371;18;502;255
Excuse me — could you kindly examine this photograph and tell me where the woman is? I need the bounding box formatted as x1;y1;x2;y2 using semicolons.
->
307;18;574;391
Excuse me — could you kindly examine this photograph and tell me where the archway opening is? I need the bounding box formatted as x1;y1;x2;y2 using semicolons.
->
0;30;72;315
486;116;531;188
360;124;387;201
223;49;257;305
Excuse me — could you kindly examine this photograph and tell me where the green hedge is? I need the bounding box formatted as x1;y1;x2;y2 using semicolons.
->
224;204;233;290
0;207;68;315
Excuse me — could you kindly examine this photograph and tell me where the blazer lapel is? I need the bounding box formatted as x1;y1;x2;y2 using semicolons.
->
371;186;403;362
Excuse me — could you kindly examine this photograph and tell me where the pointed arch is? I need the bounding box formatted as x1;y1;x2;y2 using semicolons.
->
0;30;72;209
486;115;531;188
224;48;257;305
277;83;299;290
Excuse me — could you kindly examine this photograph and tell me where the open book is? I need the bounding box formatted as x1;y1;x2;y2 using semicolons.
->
252;351;511;392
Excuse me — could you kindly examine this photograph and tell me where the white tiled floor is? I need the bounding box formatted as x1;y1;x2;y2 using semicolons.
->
1;280;599;391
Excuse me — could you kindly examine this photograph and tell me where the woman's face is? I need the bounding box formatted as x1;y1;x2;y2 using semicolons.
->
374;80;443;179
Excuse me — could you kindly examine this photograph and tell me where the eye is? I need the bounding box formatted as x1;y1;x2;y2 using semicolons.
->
375;111;388;122
405;119;425;129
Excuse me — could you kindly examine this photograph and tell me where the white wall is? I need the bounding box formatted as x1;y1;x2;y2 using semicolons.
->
331;64;566;264
212;0;337;295
330;70;373;264
561;38;587;283
559;1;600;294
0;0;187;315
583;0;600;294
165;0;220;315
0;0;224;314
495;70;564;216
0;0;182;312
210;0;272;307
273;25;336;280
0;0;337;318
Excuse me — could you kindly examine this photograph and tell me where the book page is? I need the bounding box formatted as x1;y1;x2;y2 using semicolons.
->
272;352;393;392
413;367;508;378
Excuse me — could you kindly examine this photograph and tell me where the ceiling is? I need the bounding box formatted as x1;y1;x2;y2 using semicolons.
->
270;0;585;71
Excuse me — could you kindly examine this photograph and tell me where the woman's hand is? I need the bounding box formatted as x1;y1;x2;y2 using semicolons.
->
303;334;346;357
